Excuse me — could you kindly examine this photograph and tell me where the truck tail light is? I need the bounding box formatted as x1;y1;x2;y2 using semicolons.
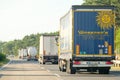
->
76;45;80;55
108;45;112;55
106;61;113;64
73;61;81;65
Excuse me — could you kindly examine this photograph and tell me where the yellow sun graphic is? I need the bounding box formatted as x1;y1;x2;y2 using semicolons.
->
96;11;114;29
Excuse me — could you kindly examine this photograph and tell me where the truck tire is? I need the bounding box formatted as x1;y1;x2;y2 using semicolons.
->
66;60;76;74
99;68;110;74
42;61;45;64
59;60;66;72
39;62;41;64
61;65;66;72
43;62;45;64
39;61;41;64
67;67;76;74
59;66;62;71
59;60;62;71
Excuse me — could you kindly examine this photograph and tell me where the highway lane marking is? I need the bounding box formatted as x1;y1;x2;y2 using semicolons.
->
54;73;64;80
46;69;63;80
41;67;45;69
46;69;50;72
0;60;12;70
46;69;61;78
54;73;61;78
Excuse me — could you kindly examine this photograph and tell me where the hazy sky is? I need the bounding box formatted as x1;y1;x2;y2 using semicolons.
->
0;0;83;42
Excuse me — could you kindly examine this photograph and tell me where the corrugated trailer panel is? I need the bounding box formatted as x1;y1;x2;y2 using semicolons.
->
73;6;114;55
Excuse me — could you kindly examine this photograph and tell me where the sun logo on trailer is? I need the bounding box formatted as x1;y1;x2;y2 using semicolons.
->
96;11;115;29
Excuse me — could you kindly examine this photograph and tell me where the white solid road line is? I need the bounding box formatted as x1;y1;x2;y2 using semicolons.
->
0;60;12;70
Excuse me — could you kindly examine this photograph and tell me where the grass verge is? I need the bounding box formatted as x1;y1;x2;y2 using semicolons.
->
0;59;10;67
111;66;120;71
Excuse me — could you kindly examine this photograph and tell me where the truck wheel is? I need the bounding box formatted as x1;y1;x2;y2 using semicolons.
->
43;62;45;64
67;67;76;74
59;66;61;71
59;60;61;71
59;60;62;71
61;65;66;72
66;60;76;74
59;60;66;72
39;61;41;64
42;61;45;64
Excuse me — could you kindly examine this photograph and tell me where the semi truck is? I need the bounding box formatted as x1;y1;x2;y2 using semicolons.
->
39;35;58;64
18;49;27;59
27;46;38;61
58;5;115;74
18;49;22;59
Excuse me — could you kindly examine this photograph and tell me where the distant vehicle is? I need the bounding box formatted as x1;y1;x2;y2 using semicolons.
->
27;46;38;61
18;49;23;59
39;35;58;64
18;49;27;59
9;54;15;58
58;5;115;74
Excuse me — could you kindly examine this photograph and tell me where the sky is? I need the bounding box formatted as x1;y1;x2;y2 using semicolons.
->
0;0;84;42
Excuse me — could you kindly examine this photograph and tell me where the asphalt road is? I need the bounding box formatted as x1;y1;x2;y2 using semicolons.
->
0;59;120;80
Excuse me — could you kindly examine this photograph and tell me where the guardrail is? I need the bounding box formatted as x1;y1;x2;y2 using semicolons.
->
113;60;120;67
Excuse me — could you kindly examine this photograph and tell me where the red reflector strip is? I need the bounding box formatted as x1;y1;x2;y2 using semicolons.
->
73;61;81;65
106;61;113;64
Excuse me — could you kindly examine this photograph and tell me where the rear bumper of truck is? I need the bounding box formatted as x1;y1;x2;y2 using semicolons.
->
72;55;114;68
73;61;113;68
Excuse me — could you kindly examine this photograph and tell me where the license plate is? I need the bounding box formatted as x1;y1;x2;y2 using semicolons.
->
88;62;98;67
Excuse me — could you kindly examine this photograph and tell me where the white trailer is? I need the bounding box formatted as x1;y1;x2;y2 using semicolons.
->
27;46;37;61
18;49;22;59
22;49;28;59
39;35;58;64
18;49;27;59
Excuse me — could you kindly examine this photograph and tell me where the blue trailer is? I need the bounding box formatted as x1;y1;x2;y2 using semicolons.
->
58;5;115;74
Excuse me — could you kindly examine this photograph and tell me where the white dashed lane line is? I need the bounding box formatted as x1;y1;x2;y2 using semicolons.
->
46;69;63;80
54;73;61;78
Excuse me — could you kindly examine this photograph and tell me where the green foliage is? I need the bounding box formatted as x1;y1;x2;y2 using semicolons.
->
0;31;59;56
83;0;120;27
0;55;9;66
0;53;6;61
0;41;4;53
83;0;112;5
115;27;120;47
115;27;120;54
